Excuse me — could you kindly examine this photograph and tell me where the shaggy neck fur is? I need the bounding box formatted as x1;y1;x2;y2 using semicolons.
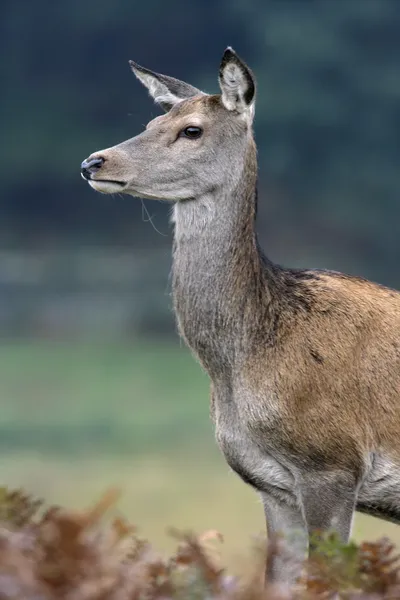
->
171;142;283;377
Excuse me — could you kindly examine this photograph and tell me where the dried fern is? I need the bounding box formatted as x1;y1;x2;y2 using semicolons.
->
0;486;397;599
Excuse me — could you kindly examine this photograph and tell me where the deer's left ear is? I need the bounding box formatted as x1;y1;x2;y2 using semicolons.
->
130;61;205;112
219;47;256;117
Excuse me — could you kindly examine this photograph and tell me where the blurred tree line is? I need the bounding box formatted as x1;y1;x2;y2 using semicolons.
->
1;0;399;287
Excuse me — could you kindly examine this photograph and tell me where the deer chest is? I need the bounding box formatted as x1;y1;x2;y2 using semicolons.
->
212;383;296;495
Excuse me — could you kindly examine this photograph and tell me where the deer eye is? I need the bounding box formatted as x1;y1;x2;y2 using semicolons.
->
180;126;203;139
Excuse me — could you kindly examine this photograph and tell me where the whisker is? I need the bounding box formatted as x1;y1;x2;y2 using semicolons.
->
141;199;167;236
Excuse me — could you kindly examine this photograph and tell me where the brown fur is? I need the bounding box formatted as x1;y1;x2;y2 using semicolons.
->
244;270;400;469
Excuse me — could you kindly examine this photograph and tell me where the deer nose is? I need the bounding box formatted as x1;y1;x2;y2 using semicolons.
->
81;156;105;180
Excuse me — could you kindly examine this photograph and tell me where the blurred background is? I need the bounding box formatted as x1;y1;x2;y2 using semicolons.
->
1;0;400;565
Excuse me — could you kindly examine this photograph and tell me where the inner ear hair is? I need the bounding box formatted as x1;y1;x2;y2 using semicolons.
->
219;47;255;113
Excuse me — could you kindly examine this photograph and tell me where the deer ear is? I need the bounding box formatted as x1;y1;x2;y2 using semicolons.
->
129;61;205;112
219;47;256;116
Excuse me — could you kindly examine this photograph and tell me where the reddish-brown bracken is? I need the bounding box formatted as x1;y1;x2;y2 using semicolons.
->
0;486;398;599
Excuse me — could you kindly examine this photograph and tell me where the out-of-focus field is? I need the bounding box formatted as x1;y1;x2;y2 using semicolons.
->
0;339;397;565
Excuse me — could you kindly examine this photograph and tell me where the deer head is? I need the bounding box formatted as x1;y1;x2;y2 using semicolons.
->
81;48;256;203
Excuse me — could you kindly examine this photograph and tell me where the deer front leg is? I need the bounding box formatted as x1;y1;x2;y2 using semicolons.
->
261;471;359;586
261;491;308;585
299;471;359;549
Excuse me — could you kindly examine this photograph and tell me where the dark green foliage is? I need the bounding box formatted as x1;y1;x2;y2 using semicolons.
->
305;531;400;596
1;0;400;289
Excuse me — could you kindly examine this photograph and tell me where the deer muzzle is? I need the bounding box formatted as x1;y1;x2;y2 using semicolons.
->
81;157;105;180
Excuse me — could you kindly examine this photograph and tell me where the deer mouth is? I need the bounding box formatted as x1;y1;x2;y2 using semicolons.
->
87;178;127;194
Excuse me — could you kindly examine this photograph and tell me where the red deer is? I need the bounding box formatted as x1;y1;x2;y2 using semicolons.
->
81;48;400;584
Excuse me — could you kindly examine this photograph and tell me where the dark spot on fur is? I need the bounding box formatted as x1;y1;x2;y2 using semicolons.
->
310;348;324;364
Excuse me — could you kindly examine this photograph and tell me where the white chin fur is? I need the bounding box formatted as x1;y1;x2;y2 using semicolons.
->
88;180;125;194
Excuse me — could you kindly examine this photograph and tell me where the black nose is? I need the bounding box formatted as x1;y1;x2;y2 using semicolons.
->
81;157;105;180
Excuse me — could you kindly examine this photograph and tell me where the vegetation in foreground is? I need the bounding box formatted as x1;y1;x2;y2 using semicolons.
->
0;486;399;599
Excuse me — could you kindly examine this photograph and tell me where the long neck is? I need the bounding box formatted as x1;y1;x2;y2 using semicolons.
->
171;144;276;376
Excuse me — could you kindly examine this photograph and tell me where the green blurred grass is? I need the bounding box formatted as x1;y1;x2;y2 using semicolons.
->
0;338;397;566
0;338;212;454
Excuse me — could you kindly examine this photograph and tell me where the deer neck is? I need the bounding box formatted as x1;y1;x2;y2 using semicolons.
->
171;146;276;377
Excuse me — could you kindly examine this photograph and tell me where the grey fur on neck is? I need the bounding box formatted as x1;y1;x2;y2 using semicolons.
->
171;146;269;376
171;193;217;242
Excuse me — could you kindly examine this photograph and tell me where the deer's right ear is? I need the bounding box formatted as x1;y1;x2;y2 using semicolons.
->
129;61;205;112
219;47;256;117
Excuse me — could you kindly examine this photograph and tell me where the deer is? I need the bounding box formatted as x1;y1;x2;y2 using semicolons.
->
80;48;400;585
